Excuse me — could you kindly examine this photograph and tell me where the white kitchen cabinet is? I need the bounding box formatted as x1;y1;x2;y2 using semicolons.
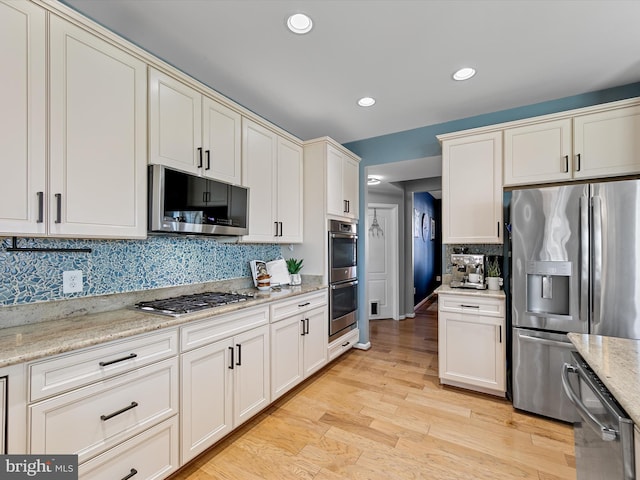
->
149;68;242;185
29;357;179;463
437;293;505;395
504;103;640;186
180;307;270;464
270;291;328;400
573;104;640;180
327;327;359;362
0;5;147;239
0;0;46;236
78;416;179;480
504;119;573;186
289;138;361;281
241;118;303;243
327;144;359;220
440;131;503;244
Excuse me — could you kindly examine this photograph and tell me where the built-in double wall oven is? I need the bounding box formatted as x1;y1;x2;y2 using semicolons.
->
328;219;358;342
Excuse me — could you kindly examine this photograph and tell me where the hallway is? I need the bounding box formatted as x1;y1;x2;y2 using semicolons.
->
171;299;575;479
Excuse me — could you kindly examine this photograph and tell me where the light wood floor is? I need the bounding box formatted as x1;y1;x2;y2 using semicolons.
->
170;299;576;480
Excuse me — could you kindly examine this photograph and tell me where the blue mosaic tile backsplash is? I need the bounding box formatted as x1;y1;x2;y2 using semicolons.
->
0;236;281;306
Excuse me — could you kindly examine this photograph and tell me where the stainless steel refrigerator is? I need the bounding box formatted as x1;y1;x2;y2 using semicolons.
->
511;179;640;422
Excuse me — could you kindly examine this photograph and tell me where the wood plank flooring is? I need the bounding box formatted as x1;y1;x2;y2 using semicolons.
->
170;298;576;480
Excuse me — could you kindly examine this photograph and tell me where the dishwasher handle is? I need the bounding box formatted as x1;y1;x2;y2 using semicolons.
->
561;363;617;442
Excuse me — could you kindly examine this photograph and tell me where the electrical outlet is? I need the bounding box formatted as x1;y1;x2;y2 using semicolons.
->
63;270;83;294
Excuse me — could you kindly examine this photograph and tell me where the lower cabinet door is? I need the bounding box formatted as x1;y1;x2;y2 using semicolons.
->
438;311;505;394
180;338;233;464
29;358;178;463
78;416;179;480
270;315;304;401
233;325;270;426
303;306;328;377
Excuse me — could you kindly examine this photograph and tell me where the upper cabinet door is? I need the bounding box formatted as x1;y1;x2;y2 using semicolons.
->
49;15;147;238
276;137;303;243
573;104;640;180
202;98;242;185
442;131;503;244
504;119;573;186
325;146;344;217
0;0;46;236
149;68;202;175
241;119;277;242
342;156;359;219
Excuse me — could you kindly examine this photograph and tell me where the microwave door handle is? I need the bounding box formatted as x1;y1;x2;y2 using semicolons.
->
561;363;617;441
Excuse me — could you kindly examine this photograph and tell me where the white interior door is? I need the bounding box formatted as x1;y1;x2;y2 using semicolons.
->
366;204;398;320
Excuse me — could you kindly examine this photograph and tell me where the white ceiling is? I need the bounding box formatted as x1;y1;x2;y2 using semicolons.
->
62;0;640;148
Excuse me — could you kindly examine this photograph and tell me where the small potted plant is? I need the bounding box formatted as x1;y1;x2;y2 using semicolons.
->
286;258;304;286
486;257;502;290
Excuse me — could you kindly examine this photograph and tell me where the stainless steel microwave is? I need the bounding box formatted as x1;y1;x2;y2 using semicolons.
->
148;164;249;236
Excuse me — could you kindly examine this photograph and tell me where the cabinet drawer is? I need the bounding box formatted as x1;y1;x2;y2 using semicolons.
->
270;291;327;323
29;329;178;402
29;357;178;463
79;416;179;480
328;328;359;361
181;306;268;352
438;294;504;317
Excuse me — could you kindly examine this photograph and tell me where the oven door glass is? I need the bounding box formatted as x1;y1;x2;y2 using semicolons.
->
330;280;358;340
330;234;357;282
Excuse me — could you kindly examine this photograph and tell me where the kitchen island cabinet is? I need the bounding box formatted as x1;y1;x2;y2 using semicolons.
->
437;288;506;396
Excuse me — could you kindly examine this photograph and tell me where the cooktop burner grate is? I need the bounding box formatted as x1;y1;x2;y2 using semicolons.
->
134;291;253;316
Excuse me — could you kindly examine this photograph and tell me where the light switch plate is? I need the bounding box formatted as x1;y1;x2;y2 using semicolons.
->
63;270;83;294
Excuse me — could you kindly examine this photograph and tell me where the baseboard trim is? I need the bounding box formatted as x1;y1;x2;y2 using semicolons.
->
354;342;371;351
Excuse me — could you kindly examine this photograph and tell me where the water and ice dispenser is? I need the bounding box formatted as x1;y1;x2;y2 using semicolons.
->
526;261;572;318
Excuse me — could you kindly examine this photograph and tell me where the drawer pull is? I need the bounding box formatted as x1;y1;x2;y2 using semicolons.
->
99;353;137;367
100;401;138;421
121;469;138;480
460;304;480;309
298;302;310;308
342;341;350;347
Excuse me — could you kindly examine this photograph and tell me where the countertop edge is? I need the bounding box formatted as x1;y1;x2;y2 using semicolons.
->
0;284;327;368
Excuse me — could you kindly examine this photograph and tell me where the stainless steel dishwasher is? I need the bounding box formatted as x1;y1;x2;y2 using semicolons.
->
562;352;634;480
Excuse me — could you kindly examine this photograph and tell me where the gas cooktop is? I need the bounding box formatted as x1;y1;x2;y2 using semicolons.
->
134;291;253;317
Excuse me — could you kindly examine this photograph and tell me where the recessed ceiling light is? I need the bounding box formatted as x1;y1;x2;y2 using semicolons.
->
287;13;313;34
367;176;381;185
358;97;376;107
452;67;476;81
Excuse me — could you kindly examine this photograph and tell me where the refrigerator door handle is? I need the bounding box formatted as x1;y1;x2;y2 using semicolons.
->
591;195;603;329
579;194;590;327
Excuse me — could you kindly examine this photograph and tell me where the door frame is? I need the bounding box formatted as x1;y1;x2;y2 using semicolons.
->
365;203;399;321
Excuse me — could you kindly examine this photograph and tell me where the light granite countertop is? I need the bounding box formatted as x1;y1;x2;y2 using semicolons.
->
568;333;640;425
434;284;506;299
0;282;326;368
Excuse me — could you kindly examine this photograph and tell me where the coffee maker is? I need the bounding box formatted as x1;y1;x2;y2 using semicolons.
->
450;254;486;289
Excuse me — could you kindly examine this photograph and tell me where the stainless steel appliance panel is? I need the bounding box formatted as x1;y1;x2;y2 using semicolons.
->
590;181;640;339
512;328;580;422
329;279;358;342
328;220;357;283
511;184;588;333
562;352;634;480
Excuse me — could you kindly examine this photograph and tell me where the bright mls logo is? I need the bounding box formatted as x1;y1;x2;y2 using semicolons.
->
0;455;77;479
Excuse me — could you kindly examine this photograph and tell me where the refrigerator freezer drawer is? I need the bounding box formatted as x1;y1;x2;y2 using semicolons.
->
512;327;580;423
